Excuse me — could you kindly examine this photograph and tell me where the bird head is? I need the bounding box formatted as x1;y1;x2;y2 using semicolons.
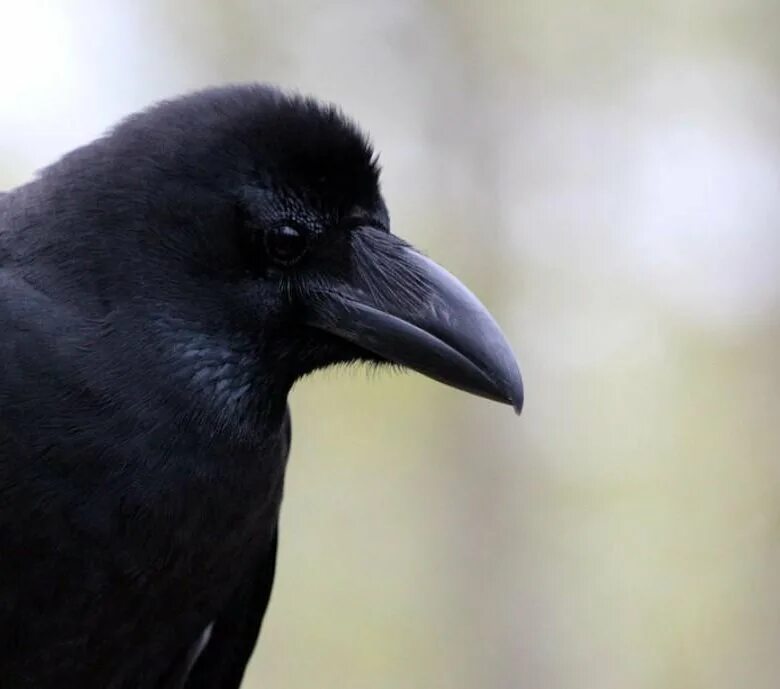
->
45;85;523;415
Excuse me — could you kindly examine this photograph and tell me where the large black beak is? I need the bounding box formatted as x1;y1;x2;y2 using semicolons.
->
301;229;523;413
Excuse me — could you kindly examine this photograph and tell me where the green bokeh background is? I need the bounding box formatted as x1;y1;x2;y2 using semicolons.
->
1;2;779;687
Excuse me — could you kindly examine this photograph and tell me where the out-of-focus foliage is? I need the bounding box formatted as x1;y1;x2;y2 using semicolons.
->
1;2;779;688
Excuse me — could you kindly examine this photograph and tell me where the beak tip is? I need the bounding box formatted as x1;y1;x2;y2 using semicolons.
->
508;383;524;416
509;362;524;415
497;365;523;415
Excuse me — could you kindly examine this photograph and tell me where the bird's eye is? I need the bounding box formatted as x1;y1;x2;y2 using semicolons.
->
264;224;308;267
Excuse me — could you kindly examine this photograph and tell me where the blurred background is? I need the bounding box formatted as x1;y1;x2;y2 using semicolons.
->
1;1;779;687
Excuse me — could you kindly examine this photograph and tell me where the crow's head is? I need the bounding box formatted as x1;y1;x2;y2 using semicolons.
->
45;85;523;414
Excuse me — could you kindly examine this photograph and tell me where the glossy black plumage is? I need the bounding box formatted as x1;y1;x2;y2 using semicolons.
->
0;85;522;688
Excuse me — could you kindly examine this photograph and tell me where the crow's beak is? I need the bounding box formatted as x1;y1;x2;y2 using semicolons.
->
301;229;523;413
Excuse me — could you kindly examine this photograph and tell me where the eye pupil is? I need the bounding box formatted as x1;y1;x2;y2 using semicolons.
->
265;224;308;266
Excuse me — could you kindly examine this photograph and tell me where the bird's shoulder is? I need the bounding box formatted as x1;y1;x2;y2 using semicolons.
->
0;267;83;371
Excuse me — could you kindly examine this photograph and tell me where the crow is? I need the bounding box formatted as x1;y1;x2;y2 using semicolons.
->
0;84;523;688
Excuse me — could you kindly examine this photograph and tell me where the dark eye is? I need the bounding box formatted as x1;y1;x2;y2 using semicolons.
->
264;224;308;267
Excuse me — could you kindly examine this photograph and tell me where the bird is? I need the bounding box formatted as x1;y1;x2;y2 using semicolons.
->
0;84;523;688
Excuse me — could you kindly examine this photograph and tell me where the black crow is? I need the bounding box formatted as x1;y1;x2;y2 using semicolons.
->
0;85;523;688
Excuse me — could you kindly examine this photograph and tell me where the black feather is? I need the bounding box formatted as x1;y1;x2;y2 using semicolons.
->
0;84;386;688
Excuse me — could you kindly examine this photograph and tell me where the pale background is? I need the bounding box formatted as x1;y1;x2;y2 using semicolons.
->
1;2;779;688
